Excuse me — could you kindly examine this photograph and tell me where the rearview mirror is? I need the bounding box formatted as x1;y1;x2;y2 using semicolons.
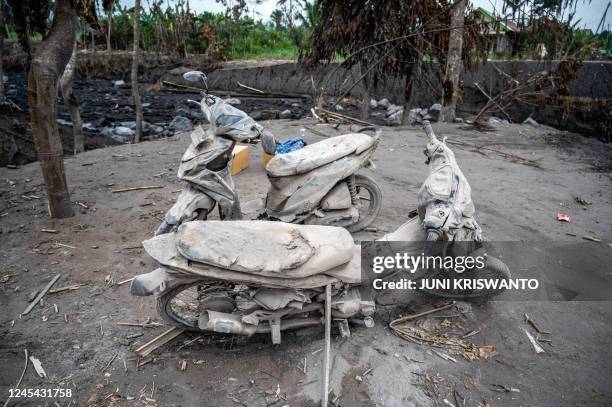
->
183;71;205;82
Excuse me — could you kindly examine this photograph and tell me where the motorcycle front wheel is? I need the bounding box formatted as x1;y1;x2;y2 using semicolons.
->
347;174;383;232
157;281;244;332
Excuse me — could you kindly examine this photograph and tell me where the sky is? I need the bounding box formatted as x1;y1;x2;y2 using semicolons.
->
125;0;611;30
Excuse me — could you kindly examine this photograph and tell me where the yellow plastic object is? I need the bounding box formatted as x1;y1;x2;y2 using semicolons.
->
231;145;250;175
263;152;273;168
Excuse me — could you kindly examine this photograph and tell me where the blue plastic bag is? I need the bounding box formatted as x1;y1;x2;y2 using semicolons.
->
275;138;305;154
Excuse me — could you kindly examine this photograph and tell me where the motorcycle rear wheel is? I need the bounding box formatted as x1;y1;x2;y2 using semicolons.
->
348;174;383;232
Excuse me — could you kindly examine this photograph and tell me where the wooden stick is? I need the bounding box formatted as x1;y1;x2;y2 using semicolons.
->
116;277;135;286
321;284;332;407
22;274;61;315
135;327;185;358
237;81;265;94
111;186;163;193
2;349;28;407
389;302;454;327
48;283;87;294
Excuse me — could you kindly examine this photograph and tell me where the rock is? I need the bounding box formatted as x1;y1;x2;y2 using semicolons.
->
369;99;378;109
385;111;403;126
175;108;190;117
224;98;242;105
378;98;390;109
428;103;442;121
112;80;126;88
488;116;509;126
280;109;292;119
407;108;422;125
101;127;114;138
150;125;164;134
523;117;538;126
386;104;403;116
120;121;150;131
112;126;135;142
169;116;193;132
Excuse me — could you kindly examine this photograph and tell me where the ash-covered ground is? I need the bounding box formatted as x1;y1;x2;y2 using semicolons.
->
1;118;611;406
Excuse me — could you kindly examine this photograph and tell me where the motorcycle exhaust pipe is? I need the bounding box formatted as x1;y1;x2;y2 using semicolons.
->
199;311;257;336
199;310;323;336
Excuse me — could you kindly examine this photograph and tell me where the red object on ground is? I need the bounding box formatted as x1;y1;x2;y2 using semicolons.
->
557;212;571;222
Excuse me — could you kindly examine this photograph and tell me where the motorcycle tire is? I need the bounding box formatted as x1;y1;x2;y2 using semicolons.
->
347;174;383;232
156;281;210;332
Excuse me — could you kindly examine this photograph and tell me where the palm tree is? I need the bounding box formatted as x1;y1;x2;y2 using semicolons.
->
271;9;283;31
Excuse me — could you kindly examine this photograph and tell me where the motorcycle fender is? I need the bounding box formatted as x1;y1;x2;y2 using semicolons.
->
130;268;199;297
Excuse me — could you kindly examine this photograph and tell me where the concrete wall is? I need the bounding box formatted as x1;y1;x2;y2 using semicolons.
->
198;60;611;140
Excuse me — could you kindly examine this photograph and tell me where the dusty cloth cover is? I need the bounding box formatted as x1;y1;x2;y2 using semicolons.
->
142;233;340;288
266;133;375;177
175;220;354;277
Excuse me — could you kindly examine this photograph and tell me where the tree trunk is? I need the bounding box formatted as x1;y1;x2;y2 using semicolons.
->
357;63;370;121
0;2;5;102
439;0;466;123
28;0;76;218
132;0;143;143
59;39;84;154
401;66;415;124
106;0;114;53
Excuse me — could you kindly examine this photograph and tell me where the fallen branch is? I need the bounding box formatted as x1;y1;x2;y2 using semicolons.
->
390;302;455;327
2;349;28;407
445;139;542;169
111;186;163;193
237;81;265;94
22;274;61;315
48;283;88;294
313;107;374;126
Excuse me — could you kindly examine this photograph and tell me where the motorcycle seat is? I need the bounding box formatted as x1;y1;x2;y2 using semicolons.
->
174;220;355;278
266;133;375;177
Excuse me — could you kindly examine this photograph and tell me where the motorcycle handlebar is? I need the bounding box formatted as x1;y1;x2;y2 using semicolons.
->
357;126;382;141
422;120;438;143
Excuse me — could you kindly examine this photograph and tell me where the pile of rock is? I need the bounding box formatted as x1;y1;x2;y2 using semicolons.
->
369;98;404;126
405;103;443;125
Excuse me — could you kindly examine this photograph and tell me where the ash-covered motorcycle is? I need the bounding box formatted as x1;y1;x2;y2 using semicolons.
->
155;71;382;235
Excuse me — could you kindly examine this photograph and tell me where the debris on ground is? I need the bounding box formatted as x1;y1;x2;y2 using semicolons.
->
522;328;545;354
389;303;497;361
135;327;185;358
29;355;47;378
21;274;61;316
556;212;572;222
